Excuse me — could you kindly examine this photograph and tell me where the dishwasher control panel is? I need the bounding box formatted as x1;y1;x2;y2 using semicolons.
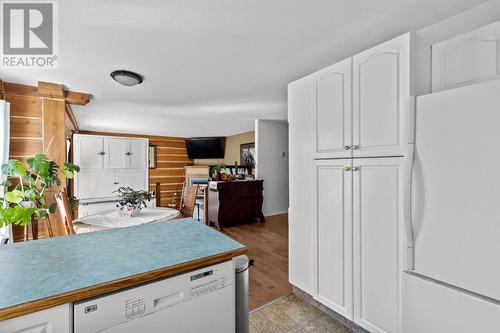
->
73;260;234;333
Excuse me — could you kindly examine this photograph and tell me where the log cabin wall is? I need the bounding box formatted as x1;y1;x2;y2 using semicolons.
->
78;131;193;208
1;80;90;241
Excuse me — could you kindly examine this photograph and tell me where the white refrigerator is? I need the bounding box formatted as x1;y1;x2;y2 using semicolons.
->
403;78;500;331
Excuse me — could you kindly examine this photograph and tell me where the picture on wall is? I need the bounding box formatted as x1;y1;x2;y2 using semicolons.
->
148;145;157;168
240;142;255;166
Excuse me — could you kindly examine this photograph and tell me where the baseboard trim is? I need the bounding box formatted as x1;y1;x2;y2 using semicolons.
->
264;211;288;217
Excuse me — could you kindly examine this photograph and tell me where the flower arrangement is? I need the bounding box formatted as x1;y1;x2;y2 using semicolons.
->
114;187;153;217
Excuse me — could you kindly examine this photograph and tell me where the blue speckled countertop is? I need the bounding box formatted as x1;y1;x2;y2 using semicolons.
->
0;218;245;318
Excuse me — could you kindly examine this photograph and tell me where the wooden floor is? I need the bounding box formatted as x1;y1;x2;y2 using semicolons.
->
222;214;292;310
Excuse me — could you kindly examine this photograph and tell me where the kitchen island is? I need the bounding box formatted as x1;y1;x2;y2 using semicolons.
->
0;218;246;332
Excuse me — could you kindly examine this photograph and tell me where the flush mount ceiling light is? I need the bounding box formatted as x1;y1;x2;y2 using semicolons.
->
110;70;143;87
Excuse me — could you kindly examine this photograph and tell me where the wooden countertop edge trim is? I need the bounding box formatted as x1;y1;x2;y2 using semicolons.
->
0;246;247;321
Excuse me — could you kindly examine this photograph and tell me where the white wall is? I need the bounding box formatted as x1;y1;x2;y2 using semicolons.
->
255;119;288;216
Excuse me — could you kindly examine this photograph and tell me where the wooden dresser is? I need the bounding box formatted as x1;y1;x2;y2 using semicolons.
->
208;180;264;230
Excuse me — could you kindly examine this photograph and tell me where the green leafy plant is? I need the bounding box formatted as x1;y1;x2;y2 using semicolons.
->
0;154;80;228
114;187;153;209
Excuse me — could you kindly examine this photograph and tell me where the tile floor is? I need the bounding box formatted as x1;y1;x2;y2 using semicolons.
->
249;294;352;333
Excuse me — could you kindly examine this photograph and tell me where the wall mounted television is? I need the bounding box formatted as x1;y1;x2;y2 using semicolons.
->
186;137;225;159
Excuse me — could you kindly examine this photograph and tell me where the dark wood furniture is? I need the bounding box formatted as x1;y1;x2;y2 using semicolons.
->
208;180;264;230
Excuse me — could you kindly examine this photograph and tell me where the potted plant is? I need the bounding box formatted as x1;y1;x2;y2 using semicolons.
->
210;164;226;181
114;187;153;217
0;154;80;230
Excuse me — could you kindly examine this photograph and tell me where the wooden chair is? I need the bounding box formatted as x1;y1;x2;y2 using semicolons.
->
55;188;76;235
179;183;199;218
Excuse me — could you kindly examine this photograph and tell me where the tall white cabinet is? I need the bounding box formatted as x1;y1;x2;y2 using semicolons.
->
73;134;149;216
288;32;429;333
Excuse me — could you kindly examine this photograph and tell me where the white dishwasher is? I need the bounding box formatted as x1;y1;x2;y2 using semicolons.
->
74;260;235;333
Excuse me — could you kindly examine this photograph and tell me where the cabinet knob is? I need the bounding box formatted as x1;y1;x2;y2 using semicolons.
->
126;152;132;156
114;182;119;185
344;145;351;150
344;166;352;171
98;151;105;156
352;167;359;171
352;145;360;150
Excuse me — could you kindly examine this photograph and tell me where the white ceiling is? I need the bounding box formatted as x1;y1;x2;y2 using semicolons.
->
1;0;490;137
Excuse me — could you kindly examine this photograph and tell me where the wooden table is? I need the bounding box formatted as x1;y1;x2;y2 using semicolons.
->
73;207;181;234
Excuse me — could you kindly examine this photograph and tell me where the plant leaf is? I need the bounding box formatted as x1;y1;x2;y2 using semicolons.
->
1;160;26;178
27;154;50;175
5;191;24;204
48;203;57;214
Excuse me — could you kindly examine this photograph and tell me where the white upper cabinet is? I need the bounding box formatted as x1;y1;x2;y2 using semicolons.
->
128;139;148;169
314;58;352;159
73;134;149;200
75;136;104;169
432;20;500;92
307;32;429;159
352;34;411;158
104;138;128;169
313;159;353;320
352;158;403;333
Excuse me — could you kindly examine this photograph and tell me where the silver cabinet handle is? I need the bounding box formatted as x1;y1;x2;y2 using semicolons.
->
352;167;359;171
344;166;352;171
98;151;105;156
344;145;351;150
114;182;119;185
352;145;360;150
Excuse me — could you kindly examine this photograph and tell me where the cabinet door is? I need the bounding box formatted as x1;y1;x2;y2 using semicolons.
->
313;159;353;319
75;136;104;169
76;170;116;199
352;158;403;333
353;33;410;158
0;304;70;333
128;139;148;169
104;138;128;169
314;58;352;158
288;76;315;294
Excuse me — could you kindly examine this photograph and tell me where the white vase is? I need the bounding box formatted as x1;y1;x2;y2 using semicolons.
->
117;204;142;217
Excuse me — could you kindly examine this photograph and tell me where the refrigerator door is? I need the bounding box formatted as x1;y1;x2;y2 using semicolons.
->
413;79;500;300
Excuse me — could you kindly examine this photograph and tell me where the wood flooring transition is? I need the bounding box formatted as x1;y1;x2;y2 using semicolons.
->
221;214;292;310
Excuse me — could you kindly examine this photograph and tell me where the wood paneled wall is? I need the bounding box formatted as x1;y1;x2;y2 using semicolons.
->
79;131;193;208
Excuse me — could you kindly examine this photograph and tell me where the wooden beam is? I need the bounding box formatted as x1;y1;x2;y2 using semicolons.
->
65;104;79;133
0;80;91;105
65;91;91;106
38;81;64;99
3;82;40;98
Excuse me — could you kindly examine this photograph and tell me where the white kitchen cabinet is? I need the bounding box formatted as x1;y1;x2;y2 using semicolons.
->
115;169;148;190
288;77;315;294
128;139;148;169
432;20;500;92
352;34;411;158
314;58;352;159
73;134;149;204
76;169;117;199
0;304;71;333
75;136;104;169
104;137;128;169
352;158;403;333
313;159;353;319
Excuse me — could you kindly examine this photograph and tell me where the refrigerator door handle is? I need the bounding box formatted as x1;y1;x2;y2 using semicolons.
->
403;143;415;270
404;97;416;270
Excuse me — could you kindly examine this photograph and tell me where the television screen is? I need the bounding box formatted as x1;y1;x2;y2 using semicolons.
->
186;137;224;159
